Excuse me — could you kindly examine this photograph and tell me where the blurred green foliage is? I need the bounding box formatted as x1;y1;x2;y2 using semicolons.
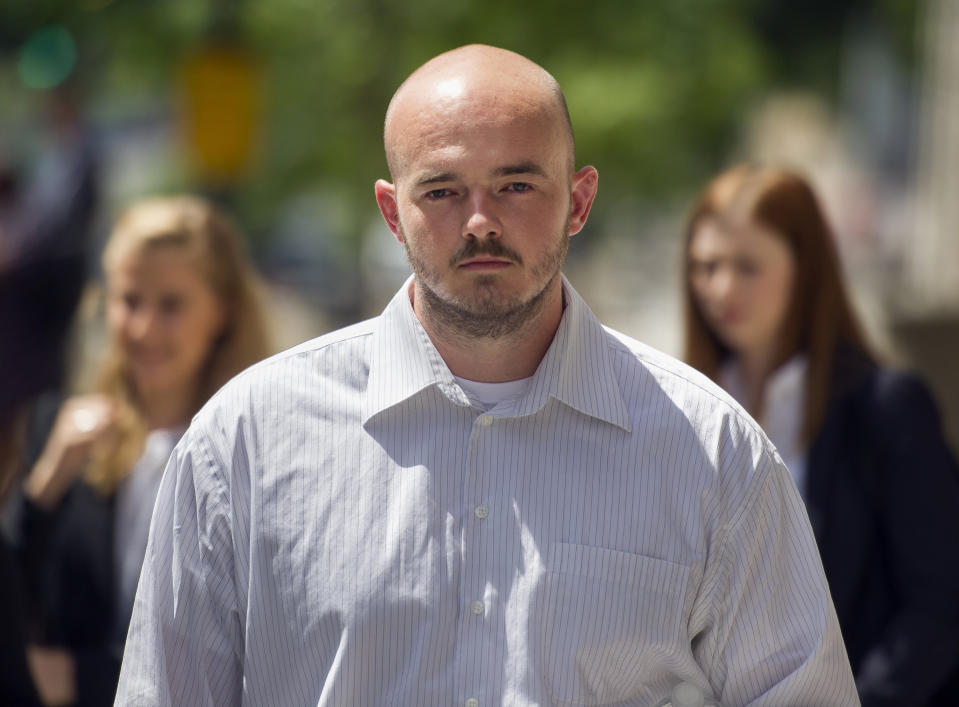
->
0;0;917;249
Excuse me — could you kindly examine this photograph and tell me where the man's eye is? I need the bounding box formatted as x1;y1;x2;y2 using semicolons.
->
505;182;531;193
426;188;451;199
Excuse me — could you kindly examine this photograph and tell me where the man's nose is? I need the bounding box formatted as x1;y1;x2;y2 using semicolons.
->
462;192;502;240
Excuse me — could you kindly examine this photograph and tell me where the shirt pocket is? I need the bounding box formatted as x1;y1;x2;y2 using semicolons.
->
541;542;690;705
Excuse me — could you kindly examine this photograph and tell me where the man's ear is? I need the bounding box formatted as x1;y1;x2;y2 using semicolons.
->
568;166;599;236
375;179;404;243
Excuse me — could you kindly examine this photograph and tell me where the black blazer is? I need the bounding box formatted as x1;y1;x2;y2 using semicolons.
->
805;362;959;706
20;483;121;707
0;532;42;706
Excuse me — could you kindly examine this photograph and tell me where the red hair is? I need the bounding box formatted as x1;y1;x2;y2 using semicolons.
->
682;164;873;443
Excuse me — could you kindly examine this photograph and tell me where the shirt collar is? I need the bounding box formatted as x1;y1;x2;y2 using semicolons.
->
362;276;463;424
362;274;631;432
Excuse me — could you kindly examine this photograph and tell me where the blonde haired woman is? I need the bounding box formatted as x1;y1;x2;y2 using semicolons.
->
18;196;271;705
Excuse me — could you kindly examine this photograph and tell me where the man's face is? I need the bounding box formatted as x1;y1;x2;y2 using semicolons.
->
377;85;592;338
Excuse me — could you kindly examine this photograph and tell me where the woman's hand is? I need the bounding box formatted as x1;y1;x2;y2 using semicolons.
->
27;644;76;706
23;395;118;509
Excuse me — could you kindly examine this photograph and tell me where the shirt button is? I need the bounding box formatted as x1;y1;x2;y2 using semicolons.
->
466;699;479;707
470;600;485;615
477;415;493;427
474;504;489;519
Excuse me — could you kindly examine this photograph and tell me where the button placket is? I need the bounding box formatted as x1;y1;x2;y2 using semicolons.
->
457;411;499;703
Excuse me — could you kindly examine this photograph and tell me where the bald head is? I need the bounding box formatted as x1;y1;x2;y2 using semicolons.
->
383;45;575;180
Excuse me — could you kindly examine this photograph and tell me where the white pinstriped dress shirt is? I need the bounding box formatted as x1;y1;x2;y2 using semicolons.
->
116;276;858;706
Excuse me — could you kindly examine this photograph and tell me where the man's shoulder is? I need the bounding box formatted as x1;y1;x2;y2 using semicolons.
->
600;325;744;416
268;316;379;365
197;317;379;420
597;326;785;508
239;317;377;381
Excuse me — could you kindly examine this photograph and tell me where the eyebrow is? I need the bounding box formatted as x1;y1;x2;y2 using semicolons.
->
414;172;457;187
493;162;547;178
412;162;548;188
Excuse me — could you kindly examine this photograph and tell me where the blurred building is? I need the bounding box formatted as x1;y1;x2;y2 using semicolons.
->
892;0;959;452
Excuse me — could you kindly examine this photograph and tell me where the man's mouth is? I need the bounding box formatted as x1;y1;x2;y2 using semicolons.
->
457;257;513;270
449;241;523;268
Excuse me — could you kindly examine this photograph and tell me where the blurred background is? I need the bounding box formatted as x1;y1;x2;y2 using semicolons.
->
1;0;956;448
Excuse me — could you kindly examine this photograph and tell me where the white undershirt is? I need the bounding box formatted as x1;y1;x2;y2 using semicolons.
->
720;355;808;497
453;375;534;411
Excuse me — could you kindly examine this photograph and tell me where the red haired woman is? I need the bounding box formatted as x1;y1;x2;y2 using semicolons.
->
682;164;959;705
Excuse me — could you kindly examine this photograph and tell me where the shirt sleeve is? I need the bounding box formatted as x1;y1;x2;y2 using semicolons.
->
695;449;860;705
114;426;243;706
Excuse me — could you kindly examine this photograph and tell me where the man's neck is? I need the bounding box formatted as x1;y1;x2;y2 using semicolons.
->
411;280;565;383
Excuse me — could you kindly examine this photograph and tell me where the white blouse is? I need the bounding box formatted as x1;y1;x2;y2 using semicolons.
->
113;426;184;637
720;355;809;497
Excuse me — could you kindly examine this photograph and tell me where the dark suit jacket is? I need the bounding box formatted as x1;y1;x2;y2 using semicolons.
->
806;361;959;706
0;531;42;706
20;483;121;707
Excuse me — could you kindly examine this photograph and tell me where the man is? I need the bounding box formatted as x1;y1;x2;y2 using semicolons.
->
116;45;858;705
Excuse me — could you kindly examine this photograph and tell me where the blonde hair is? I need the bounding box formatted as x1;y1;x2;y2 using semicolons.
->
86;196;272;493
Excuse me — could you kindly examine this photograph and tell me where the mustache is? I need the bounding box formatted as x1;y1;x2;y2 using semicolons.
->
449;240;523;268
